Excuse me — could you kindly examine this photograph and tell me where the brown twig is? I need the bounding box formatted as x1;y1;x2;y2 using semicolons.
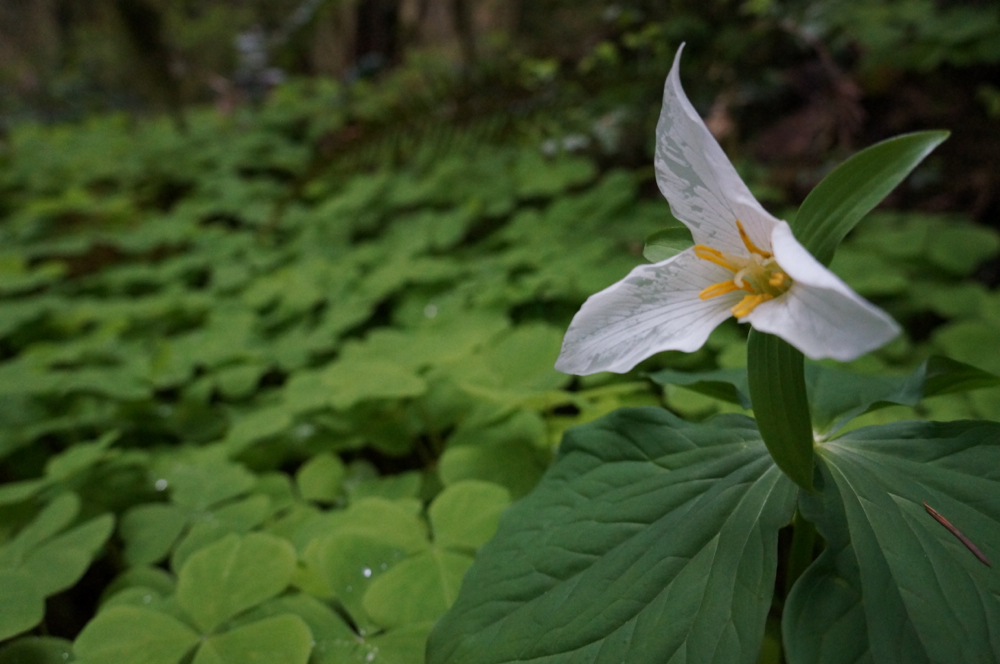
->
923;501;991;567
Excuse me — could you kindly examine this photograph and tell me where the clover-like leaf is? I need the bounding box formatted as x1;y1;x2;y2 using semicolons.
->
0;636;74;664
176;532;296;633
429;480;511;552
362;547;473;629
428;407;797;664
192;614;312;664
73;606;200;664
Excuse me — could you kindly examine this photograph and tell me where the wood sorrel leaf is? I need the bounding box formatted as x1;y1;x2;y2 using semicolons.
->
73;606;200;664
793;131;949;267
785;419;1000;663
176;532;296;633
748;331;815;491
427;407;796;664
192;614;312;664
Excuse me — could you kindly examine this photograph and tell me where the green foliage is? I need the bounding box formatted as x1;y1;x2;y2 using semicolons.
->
1;61;999;663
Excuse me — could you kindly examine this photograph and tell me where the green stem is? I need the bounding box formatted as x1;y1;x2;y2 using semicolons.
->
747;330;815;491
785;510;817;596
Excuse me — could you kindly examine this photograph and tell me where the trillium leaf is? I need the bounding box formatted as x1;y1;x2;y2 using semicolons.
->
787;420;1000;663
427;407;797;664
808;356;1000;436
643;227;694;263
651;355;998;438
73;606;200;664
782;463;873;664
176;532;297;633
793;131;949;267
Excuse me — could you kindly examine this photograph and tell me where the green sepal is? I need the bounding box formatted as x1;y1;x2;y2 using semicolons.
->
747;331;815;491
793;130;949;266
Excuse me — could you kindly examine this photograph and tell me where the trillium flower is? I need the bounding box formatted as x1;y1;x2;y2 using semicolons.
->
555;45;900;376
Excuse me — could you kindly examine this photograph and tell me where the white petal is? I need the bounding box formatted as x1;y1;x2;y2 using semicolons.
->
555;249;739;375
655;44;780;255
745;222;901;361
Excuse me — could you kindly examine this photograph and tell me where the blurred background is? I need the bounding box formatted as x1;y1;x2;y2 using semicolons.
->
2;0;999;216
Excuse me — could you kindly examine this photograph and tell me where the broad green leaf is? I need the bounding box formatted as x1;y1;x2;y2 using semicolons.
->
0;570;44;641
648;367;752;409
427;407;797;664
296;453;346;503
643;227;694;263
428;480;511;551
120;504;188;565
176;532;296;633
362;547;473;628
192;614;312;664
0;636;74;664
793;131;949;266
783;463;871;664
798;420;1000;662
73;606;200;664
748;331;815;491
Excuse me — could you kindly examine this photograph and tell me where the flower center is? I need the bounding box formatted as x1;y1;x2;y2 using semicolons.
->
693;220;792;318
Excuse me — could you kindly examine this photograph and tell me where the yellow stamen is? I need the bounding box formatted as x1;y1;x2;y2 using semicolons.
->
769;272;788;287
731;293;773;318
699;281;742;300
693;245;738;271
736;220;771;258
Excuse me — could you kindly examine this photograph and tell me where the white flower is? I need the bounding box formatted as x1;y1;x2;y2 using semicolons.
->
555;45;900;376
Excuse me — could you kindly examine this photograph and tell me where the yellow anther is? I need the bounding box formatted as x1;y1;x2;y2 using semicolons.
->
693;245;738;271
736;220;771;259
699;280;742;300
769;272;788;287
731;293;773;318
